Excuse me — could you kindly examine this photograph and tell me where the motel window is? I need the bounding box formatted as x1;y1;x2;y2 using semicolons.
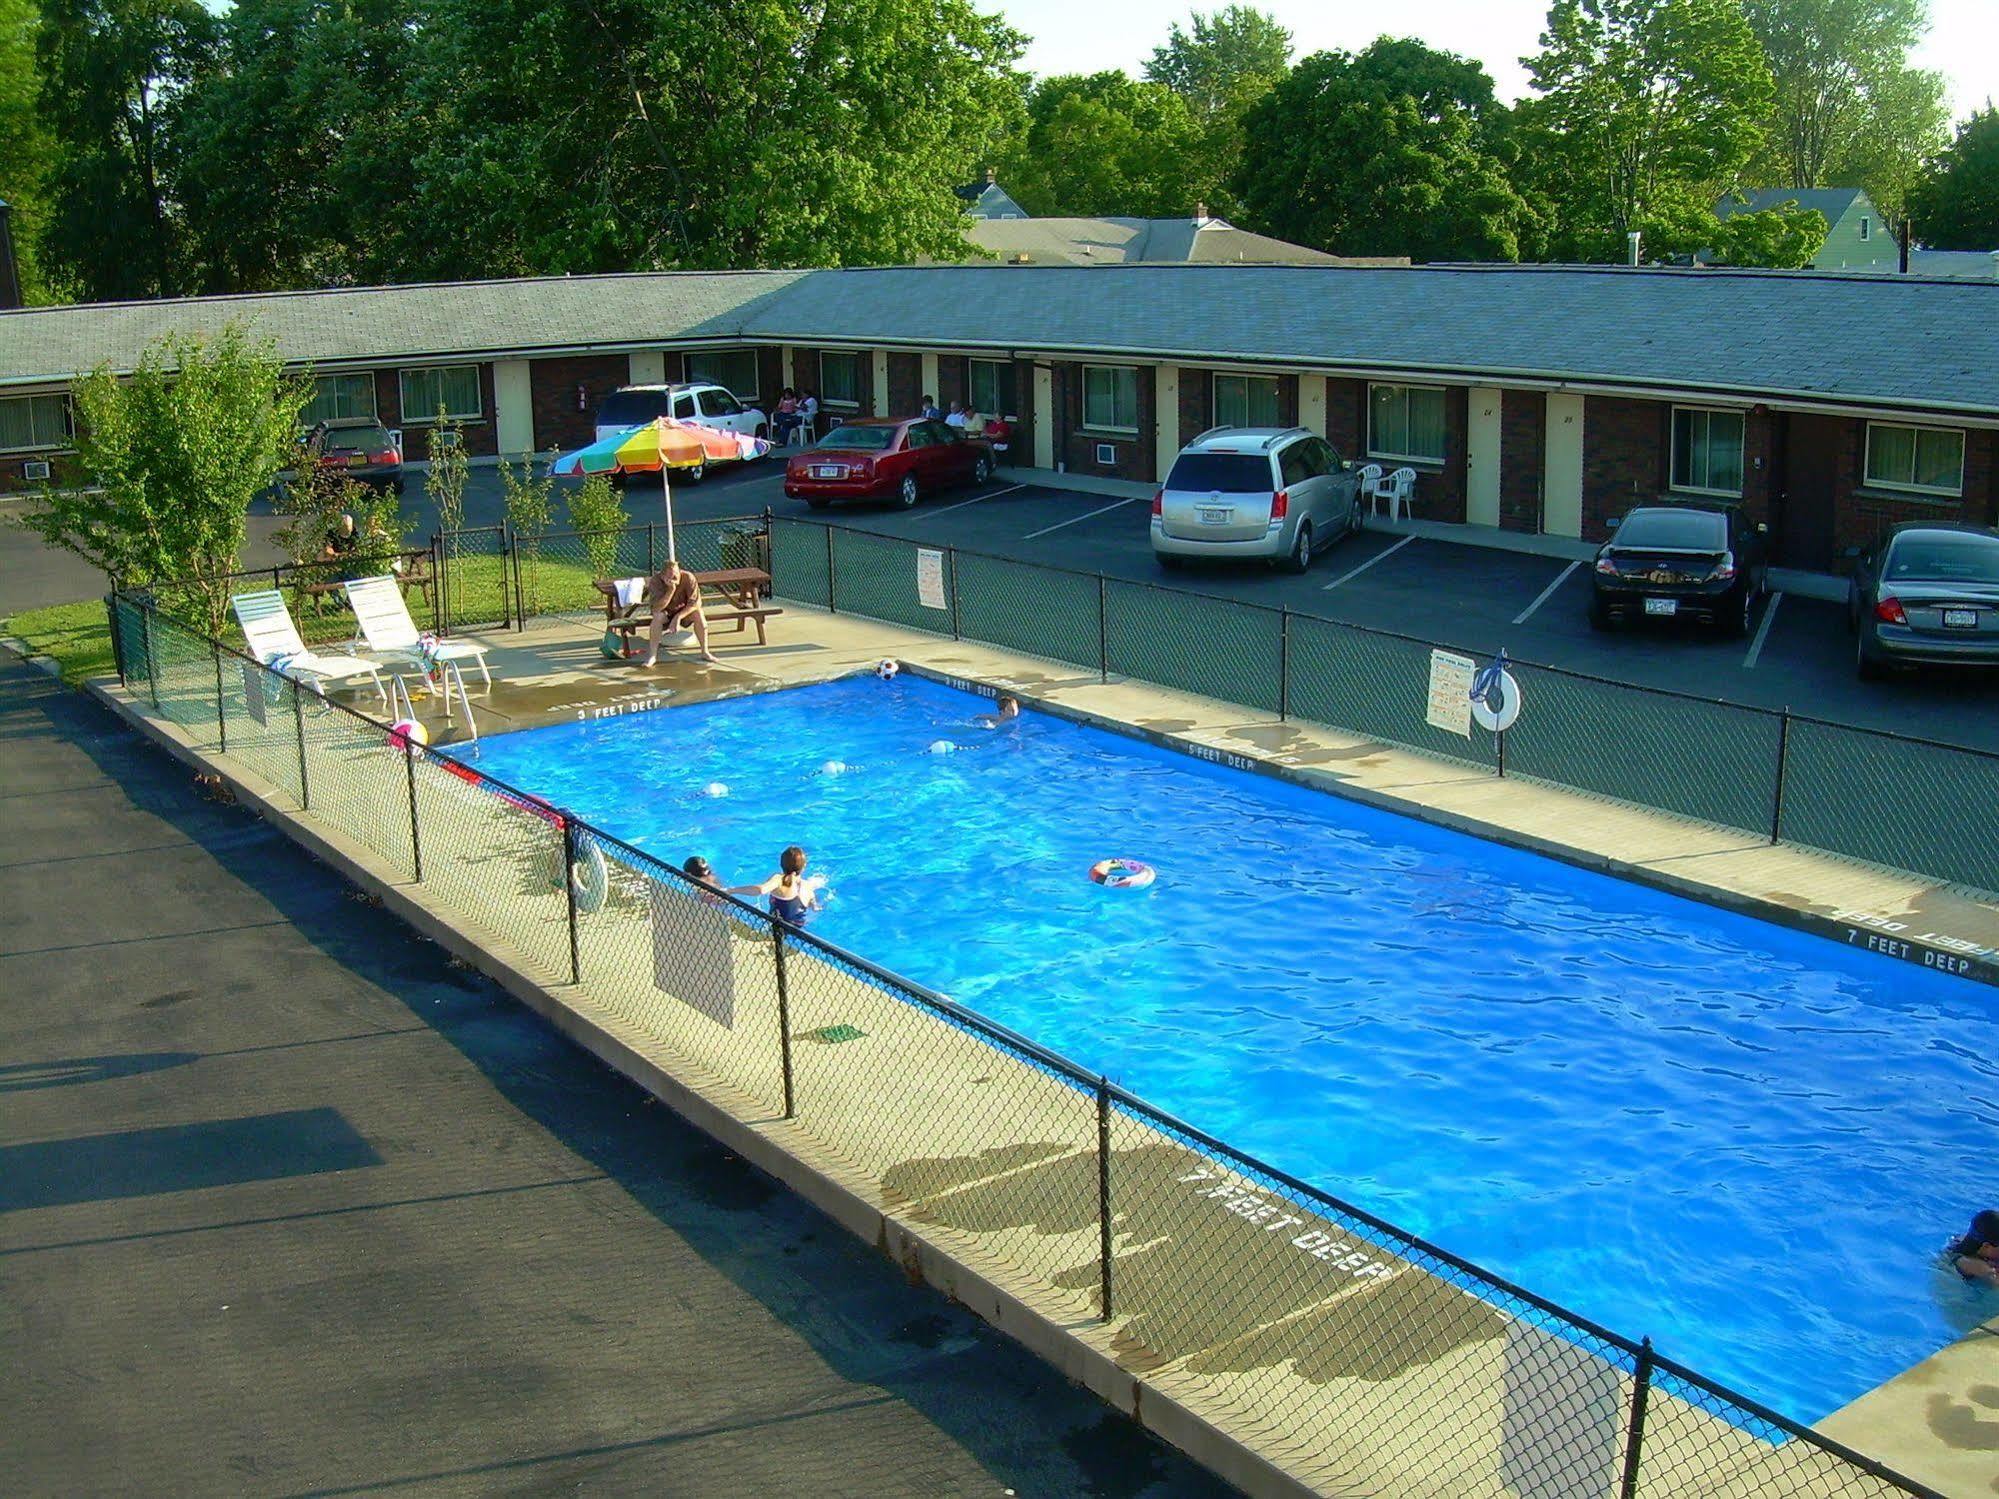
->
1214;373;1280;429
398;365;482;422
820;351;865;408
968;358;1006;416
0;393;72;451
1865;423;1964;497
1670;407;1745;496
1082;365;1138;433
1366;384;1446;463
686;348;759;401
301;373;377;427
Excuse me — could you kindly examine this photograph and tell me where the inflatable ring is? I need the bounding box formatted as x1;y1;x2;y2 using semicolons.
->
568;833;610;915
1089;857;1155;890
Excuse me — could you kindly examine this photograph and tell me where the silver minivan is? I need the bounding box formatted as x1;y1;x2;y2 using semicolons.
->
1150;427;1364;572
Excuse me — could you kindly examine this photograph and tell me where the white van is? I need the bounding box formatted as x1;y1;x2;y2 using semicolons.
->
594;383;769;444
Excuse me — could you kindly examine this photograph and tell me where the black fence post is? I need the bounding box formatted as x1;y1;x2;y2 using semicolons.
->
1769;710;1791;845
405;749;423;883
1617;1337;1655;1499
211;641;227;752
1097;574;1109;684
824;524;837;614
562;817;581;985
1278;609;1291;722
948;547;961;641
1496;726;1507;778
773;925;796;1119
292;686;310;809
430;534;444;637
510;526;527;633
106;595;127;685
141;607;159;707
1096;1075;1114;1321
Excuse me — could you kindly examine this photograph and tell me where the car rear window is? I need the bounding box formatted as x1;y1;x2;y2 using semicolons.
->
320;424;391;449
1167;453;1274;492
1885;534;1999;583
597;390;671;427
814;424;897;452
1615;510;1726;550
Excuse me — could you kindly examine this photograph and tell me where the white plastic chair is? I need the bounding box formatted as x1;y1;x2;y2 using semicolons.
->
232;589;385;704
343;574;492;688
1372;466;1417;522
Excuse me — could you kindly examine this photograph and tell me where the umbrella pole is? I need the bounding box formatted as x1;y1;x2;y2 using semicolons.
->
660;426;677;567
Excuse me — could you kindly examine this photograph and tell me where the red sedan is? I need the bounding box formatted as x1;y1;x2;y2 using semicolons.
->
784;417;994;509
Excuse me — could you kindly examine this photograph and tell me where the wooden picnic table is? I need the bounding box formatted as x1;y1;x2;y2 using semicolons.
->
601;565;783;655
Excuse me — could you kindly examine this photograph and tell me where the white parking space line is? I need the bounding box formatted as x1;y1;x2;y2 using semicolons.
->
1743;590;1784;669
1320;535;1415;590
1512;560;1582;625
1022;496;1143;539
920;483;1025;519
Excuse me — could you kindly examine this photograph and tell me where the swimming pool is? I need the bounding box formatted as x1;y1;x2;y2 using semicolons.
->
465;673;1998;1422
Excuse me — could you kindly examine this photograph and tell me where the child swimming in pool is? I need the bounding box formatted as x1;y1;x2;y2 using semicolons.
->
736;845;824;926
1947;1209;1999;1285
975;694;1021;729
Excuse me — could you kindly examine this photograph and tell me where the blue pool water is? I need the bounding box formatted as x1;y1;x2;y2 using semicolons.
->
468;675;1998;1421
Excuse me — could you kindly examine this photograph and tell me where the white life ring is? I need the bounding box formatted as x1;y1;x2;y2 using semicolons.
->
554;832;609;914
1470;668;1523;732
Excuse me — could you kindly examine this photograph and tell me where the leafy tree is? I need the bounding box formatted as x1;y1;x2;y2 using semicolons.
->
0;0;55;301
1709;201;1829;264
425;409;470;535
1742;0;1946;226
1521;0;1775;261
568;474;629;582
1234;42;1531;261
35;0;217;300
999;72;1217;219
1145;6;1292;119
20;323;307;632
271;429;370;567
1908;107;1999;250
500;457;555;616
173;0;421;292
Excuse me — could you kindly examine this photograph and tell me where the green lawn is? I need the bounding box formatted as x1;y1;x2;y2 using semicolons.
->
4;600;116;683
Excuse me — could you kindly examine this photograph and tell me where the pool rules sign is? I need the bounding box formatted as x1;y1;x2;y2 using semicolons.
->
1426;649;1475;737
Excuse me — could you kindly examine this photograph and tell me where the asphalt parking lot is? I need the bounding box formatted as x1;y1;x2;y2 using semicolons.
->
9;453;1997;751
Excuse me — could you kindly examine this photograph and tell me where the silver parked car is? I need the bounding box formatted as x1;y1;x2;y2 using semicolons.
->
1150;426;1364;573
1849;522;1999;679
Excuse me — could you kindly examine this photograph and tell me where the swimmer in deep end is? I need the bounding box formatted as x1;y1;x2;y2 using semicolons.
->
736;844;822;926
975;693;1021;728
1948;1209;1999;1285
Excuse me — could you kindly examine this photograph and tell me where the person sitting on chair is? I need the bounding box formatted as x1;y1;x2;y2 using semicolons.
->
592;560;717;666
772;389;801;444
920;394;942;420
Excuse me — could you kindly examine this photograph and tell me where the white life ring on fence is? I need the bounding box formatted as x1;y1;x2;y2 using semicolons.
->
1470;667;1523;733
548;831;609;914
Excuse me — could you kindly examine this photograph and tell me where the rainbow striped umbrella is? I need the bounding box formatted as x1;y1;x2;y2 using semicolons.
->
549;418;726;477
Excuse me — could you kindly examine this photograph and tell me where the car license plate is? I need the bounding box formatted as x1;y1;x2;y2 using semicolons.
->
812;465;841;479
1644;597;1677;617
1199;507;1231;525
1943;607;1978;629
344;454;367;466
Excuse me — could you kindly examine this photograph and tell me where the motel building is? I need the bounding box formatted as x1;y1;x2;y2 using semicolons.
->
0;262;1994;573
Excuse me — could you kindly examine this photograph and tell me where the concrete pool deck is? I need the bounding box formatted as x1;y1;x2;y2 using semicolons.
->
86;605;1996;1496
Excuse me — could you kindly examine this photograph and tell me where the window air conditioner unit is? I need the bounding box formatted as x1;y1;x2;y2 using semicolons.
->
22;459;51;481
1095;443;1116;466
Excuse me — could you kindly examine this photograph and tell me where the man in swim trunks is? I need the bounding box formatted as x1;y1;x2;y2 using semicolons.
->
640;560;716;667
1948;1209;1999;1285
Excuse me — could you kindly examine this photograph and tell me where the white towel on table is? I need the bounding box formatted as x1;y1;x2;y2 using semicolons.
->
614;576;647;608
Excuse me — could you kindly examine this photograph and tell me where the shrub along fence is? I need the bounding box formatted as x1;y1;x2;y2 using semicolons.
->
109;583;1940;1499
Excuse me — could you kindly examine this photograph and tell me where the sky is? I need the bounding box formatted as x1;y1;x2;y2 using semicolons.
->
1003;0;1999;124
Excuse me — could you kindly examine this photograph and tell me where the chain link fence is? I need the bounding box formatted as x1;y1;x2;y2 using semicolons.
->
103;584;1944;1499
764;515;1999;898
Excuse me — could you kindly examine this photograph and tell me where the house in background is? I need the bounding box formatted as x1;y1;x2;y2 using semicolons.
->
1716;188;1892;270
955;171;1028;221
955;210;1394;267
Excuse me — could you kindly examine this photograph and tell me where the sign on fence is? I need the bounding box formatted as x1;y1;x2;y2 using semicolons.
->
917;548;948;611
1426;649;1476;737
241;661;268;725
651;884;738;1028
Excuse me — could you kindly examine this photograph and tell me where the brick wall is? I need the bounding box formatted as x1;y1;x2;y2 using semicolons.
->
1056;360;1156;483
0;450;83;496
528;354;628;452
1832;422;1997;552
886;352;921;418
1499;389;1544;533
757;347;784;406
1324;377;1365;459
937;357;966;409
1178;368;1210;441
1580;397;1776;540
379;364;499;460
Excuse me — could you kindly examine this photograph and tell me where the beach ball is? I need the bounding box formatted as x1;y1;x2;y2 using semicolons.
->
388;718;429;756
877;658;899;679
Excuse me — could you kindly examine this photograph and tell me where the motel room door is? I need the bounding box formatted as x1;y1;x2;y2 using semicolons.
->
1774;413;1839;570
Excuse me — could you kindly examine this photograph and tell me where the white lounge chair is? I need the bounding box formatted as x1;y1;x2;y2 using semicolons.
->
343;574;493;688
232;589;386;704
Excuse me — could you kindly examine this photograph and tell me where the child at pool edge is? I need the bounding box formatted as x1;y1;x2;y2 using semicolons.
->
976;694;1021;728
734;845;823;926
1948;1209;1999;1285
682;855;728;905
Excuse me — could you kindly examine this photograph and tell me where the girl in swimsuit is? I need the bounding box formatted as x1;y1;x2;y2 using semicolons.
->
740;845;821;926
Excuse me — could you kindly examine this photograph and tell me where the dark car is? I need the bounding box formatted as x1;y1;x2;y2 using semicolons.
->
306;418;404;493
1589;504;1767;636
783;417;994;508
1848;522;1999;679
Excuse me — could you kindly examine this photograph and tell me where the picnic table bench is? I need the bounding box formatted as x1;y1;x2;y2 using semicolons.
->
295;552;436;619
601;566;783;657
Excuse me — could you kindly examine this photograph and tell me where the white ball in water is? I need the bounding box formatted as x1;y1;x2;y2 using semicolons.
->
703;781;730;798
877;658;899;679
822;759;848;775
929;740;955;755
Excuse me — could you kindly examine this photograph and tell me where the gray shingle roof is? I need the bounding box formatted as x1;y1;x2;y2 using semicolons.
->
1716;188;1867;222
2;261;1995;418
0;270;807;383
958;215;1342;266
